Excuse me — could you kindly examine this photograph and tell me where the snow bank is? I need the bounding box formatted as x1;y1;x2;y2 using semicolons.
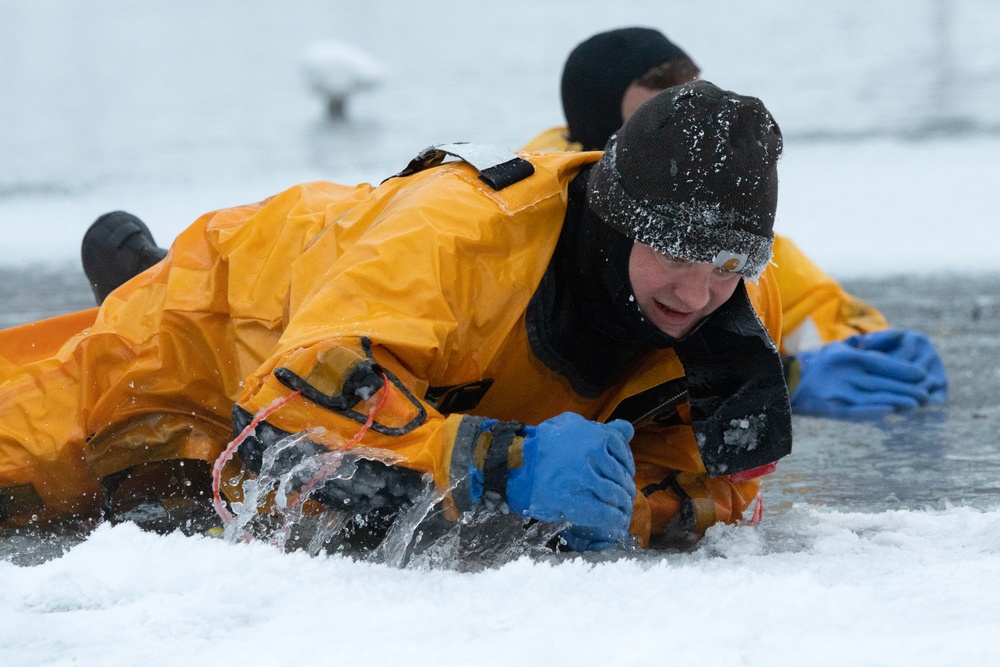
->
2;137;998;279
3;506;999;666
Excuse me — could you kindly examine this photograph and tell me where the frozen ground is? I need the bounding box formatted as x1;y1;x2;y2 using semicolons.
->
3;1;1000;665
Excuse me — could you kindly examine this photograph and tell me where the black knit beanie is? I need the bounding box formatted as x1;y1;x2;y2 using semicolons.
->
561;27;691;151
587;80;783;279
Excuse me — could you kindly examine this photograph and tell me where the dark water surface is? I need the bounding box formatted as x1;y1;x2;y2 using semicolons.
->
766;273;1000;516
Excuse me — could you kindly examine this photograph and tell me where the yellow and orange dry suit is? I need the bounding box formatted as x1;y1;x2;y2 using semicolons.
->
0;150;790;547
521;126;889;355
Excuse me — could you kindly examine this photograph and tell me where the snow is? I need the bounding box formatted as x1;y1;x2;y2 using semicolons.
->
777;137;1000;277
2;138;997;278
3;509;1000;666
3;1;1000;664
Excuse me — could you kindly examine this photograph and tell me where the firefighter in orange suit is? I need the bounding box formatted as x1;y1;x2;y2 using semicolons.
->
524;27;947;418
1;82;790;551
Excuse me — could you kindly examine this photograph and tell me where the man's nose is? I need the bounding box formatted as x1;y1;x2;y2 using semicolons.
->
672;266;713;310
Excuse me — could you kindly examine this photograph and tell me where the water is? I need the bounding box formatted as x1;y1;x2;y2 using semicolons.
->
0;264;95;327
765;274;1000;517
219;425;568;570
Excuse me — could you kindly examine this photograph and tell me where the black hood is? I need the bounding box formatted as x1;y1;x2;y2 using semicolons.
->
558;168;677;346
526;169;675;398
561;27;690;151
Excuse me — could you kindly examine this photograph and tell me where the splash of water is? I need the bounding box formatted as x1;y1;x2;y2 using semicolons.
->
223;430;577;569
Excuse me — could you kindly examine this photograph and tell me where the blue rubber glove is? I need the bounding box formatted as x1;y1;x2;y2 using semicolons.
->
847;330;947;403
506;412;636;551
791;337;933;418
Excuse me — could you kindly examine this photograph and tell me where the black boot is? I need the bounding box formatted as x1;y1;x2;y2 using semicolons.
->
81;211;168;304
102;459;222;536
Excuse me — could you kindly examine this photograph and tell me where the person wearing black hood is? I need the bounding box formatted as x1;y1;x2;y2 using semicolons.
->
524;27;700;153
2;81;791;551
524;26;948;420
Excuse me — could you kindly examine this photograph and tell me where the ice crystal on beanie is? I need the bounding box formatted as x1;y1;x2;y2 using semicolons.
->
587;80;782;279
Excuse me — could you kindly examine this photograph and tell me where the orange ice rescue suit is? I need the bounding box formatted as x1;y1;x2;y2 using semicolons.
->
0;149;791;547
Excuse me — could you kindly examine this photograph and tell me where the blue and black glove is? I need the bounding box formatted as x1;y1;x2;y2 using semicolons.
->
470;412;636;551
790;329;947;418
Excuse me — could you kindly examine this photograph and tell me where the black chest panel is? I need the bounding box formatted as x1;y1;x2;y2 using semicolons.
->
673;283;793;476
524;169;672;399
607;377;689;428
424;379;495;414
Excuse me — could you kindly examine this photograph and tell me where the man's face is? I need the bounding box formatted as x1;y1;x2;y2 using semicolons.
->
619;75;699;123
620;84;664;123
628;243;741;338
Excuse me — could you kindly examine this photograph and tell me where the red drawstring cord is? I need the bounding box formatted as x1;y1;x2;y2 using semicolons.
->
212;390;302;525
211;373;391;525
730;464;773;527
749;489;764;525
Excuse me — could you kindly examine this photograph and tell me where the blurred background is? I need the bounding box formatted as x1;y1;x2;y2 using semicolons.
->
1;0;998;276
3;0;999;186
